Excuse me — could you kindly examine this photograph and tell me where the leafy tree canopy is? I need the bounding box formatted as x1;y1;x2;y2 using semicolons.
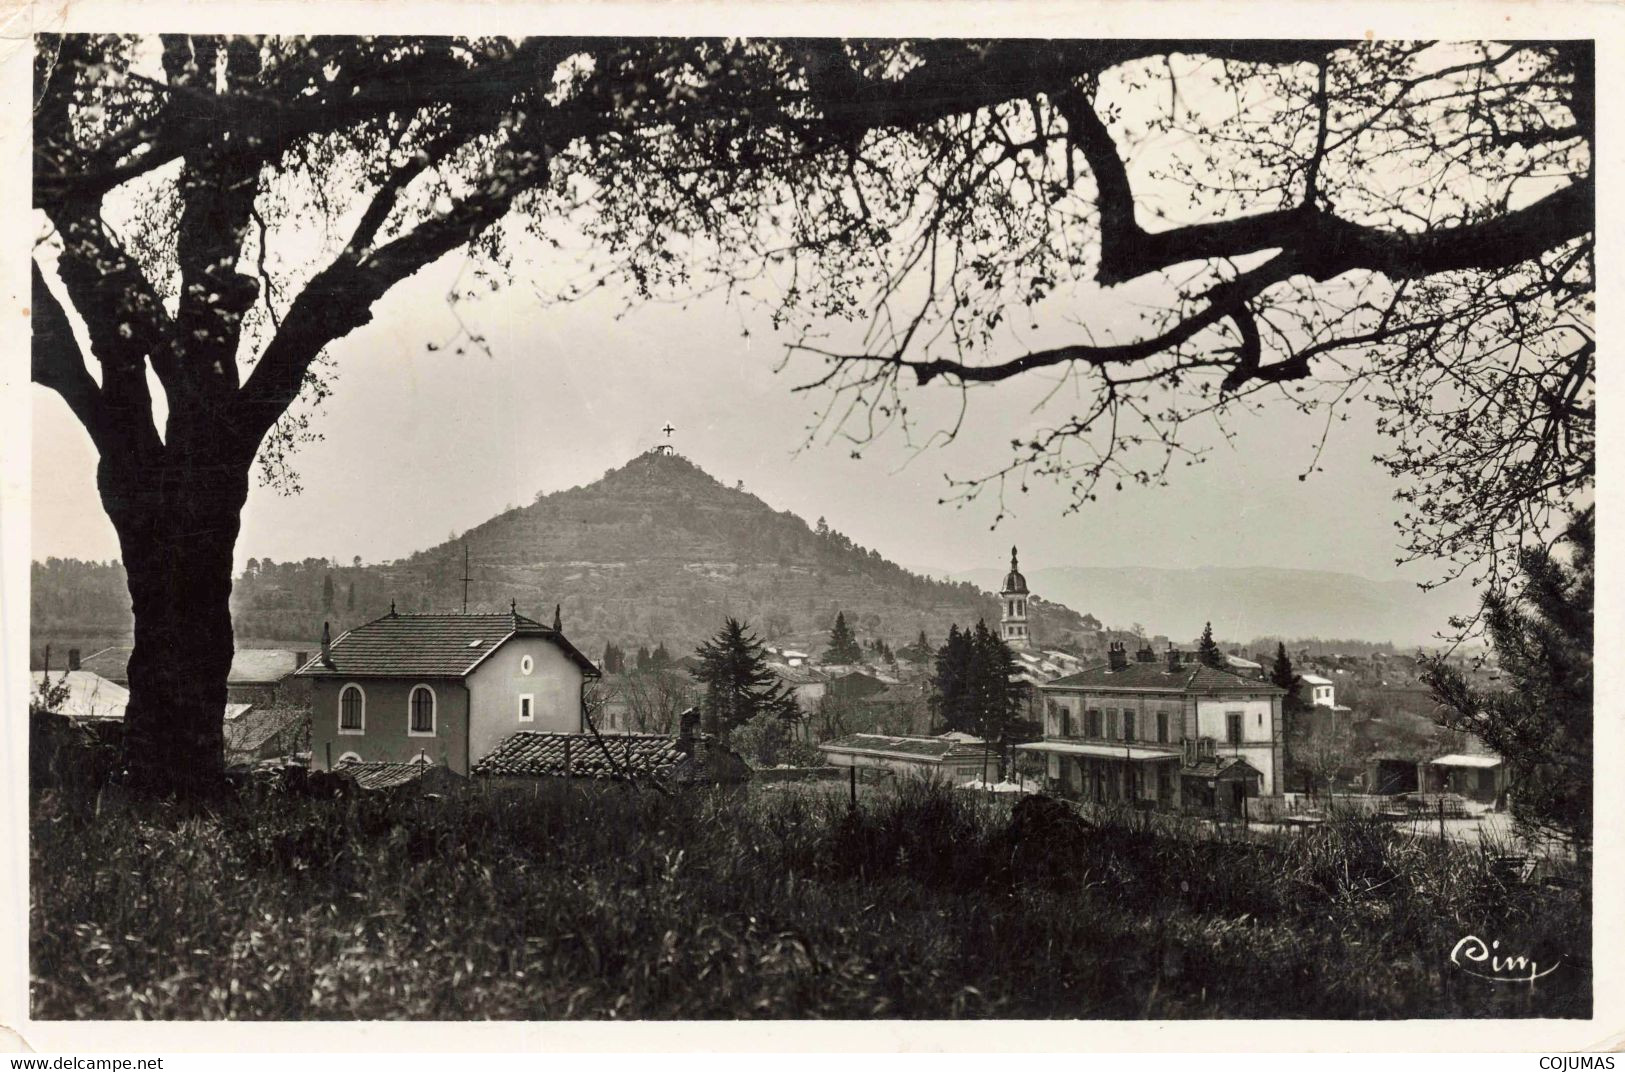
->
31;35;1590;792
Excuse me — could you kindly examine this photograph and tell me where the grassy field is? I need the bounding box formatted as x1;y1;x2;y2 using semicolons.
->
31;762;1589;1020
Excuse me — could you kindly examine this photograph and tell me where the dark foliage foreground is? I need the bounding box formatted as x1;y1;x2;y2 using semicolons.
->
32;769;1589;1019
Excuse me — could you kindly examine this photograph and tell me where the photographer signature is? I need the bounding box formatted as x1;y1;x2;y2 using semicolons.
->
1451;934;1560;983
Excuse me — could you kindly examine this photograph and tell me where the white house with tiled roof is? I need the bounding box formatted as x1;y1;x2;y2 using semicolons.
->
1020;642;1285;817
296;607;599;775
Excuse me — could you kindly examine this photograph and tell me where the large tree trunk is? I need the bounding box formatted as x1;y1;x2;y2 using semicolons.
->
100;450;248;796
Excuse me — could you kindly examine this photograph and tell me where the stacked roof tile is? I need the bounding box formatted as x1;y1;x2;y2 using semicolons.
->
334;759;442;790
473;731;697;779
224;705;308;761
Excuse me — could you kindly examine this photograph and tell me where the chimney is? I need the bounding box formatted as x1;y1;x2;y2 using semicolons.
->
296;651;309;672
677;706;700;756
1135;644;1155;664
321;621;334;668
1166;647;1182;673
553;603;562;631
67;648;81;672
1107;642;1128;672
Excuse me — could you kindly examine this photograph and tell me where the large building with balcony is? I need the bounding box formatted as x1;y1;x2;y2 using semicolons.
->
1018;642;1286;818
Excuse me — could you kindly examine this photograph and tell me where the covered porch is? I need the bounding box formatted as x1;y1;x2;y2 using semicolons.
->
1423;753;1507;807
1016;740;1183;810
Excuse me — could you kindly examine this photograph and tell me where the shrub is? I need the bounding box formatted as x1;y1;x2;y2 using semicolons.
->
30;761;1590;1020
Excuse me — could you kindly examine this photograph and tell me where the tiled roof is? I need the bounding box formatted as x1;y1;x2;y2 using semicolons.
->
1042;661;1284;694
1181;754;1263;780
334;759;443;790
224;706;306;759
473;731;695;779
78;647;306;685
295;612;598;679
819;733;997;763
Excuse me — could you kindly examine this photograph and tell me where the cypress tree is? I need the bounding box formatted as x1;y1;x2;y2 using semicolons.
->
1270;642;1304;719
1197;621;1226;670
932;624;971;732
823;611;863;665
969;619;1025;745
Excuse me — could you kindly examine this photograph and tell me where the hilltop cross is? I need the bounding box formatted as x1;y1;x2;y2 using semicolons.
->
662;423;675;438
656;422;677;455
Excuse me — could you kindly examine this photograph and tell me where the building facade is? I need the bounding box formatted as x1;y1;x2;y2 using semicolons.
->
1301;673;1337;707
297;608;599;775
1020;643;1286;815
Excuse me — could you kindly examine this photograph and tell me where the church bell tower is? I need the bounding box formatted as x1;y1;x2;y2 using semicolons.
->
999;546;1031;651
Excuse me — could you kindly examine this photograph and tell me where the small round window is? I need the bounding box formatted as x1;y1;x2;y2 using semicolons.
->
520;655;534;675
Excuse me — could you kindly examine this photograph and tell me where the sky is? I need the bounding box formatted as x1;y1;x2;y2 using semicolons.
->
33;247;1434;586
28;39;1470;595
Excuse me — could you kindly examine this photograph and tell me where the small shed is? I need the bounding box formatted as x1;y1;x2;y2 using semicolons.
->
1424;753;1507;806
1180;755;1263;819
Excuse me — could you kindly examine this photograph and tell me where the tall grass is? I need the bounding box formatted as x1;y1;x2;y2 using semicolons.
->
31;769;1588;1019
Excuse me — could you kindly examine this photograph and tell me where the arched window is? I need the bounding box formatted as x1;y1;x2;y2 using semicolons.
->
339;685;365;734
338;751;362;765
409;685;436;736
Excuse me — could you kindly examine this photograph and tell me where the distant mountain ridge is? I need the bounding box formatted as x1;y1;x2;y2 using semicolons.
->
950;564;1478;647
35;451;1466;659
219;450;1095;654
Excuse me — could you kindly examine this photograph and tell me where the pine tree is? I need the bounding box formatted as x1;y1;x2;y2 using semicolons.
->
322;574;335;614
635;645;652;670
650;642;672;668
1423;508;1593;848
1197;621;1226;670
694;618;798;736
822;611;863;665
345;582;356;613
932;624;972;732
